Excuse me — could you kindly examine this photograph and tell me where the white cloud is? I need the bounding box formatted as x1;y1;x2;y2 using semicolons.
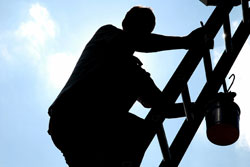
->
18;3;56;44
229;39;250;150
15;3;57;61
0;44;12;62
12;3;79;91
46;53;78;90
10;3;78;90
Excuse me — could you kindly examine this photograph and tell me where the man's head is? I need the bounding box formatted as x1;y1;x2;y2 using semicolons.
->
122;6;155;35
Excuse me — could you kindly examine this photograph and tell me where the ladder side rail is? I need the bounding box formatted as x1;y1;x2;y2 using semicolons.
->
241;0;250;22
159;20;250;167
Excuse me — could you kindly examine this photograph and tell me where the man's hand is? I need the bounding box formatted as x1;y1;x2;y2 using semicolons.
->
137;96;153;108
186;27;205;48
186;27;214;49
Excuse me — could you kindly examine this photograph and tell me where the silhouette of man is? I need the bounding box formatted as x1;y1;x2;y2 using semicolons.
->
48;6;204;167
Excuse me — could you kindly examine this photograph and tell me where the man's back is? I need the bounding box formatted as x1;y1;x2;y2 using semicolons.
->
48;24;152;126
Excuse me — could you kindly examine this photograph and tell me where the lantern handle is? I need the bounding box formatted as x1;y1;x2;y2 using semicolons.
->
227;74;235;92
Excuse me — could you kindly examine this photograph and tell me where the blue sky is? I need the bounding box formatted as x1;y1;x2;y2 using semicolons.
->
0;0;250;167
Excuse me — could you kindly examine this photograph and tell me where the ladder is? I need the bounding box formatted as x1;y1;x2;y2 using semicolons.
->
144;0;250;166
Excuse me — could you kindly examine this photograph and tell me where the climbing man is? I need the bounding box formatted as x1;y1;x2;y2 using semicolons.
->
48;6;205;167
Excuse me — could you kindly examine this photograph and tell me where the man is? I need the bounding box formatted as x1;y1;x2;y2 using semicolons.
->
48;6;204;167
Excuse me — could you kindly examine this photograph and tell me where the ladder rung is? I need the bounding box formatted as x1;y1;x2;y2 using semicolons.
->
157;124;172;165
223;14;232;53
181;85;193;121
163;103;195;119
203;49;213;81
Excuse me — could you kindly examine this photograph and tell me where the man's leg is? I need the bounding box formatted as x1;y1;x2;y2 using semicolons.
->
116;113;157;167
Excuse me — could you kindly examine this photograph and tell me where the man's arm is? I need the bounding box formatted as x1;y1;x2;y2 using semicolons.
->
132;34;190;52
132;67;162;108
129;27;205;52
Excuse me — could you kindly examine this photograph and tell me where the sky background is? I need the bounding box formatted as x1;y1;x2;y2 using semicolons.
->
0;0;250;167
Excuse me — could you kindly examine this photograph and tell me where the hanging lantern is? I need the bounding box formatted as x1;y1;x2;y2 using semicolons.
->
205;92;240;146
